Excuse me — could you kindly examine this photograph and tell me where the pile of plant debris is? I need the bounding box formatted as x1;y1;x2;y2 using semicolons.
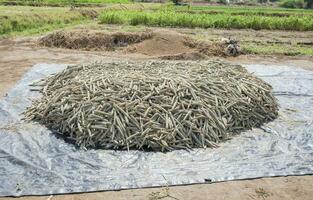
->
39;30;153;50
24;60;278;151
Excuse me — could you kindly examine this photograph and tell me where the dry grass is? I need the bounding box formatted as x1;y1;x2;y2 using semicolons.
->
39;29;153;50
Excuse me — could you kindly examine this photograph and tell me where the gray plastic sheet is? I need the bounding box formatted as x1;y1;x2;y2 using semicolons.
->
0;62;312;197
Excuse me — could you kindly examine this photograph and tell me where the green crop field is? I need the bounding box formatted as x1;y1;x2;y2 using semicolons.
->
0;0;129;6
99;8;313;31
0;6;95;36
0;3;162;36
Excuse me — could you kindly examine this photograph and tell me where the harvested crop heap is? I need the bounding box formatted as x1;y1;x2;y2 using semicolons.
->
25;60;278;151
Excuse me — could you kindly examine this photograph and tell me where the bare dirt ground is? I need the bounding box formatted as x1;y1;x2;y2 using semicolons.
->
1;34;313;97
1;32;313;200
1;176;313;200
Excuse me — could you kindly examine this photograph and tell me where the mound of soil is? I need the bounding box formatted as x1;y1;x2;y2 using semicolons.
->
39;30;153;50
126;30;192;56
125;30;238;59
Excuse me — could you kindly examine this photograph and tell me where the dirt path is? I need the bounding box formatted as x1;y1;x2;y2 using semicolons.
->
0;176;312;200
1;36;313;200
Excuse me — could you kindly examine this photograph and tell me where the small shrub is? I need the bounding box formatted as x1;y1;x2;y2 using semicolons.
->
130;14;149;25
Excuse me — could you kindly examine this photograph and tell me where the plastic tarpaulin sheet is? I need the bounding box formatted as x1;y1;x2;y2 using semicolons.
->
0;62;312;197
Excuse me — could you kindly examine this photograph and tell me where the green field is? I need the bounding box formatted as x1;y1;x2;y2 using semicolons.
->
0;0;129;6
1;4;312;32
0;6;95;36
99;9;313;31
0;3;162;36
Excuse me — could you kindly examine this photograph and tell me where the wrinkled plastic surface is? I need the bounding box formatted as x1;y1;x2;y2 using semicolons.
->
0;63;312;197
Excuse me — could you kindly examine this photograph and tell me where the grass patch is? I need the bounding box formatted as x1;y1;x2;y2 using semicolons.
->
242;42;313;56
3;19;94;37
99;10;313;31
0;6;96;36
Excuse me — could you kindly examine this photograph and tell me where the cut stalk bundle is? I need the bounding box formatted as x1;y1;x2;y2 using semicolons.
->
24;60;278;151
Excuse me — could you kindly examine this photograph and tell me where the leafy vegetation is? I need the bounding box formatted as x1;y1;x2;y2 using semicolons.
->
99;9;313;31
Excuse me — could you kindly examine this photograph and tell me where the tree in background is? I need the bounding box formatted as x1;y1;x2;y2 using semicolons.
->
305;0;313;8
279;0;313;8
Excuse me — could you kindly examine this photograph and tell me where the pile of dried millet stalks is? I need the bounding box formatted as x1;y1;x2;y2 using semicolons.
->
24;60;278;151
39;30;153;50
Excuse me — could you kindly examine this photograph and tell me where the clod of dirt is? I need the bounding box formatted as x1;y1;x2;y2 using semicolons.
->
126;30;192;56
39;30;153;50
